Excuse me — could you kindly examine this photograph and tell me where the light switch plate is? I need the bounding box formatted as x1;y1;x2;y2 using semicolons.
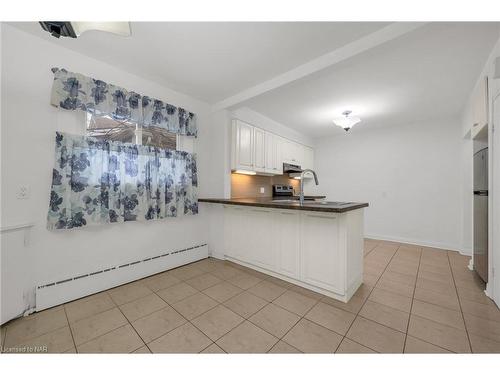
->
17;185;30;199
260;187;265;194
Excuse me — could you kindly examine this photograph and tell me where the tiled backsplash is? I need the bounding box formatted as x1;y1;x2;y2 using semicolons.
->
231;173;299;198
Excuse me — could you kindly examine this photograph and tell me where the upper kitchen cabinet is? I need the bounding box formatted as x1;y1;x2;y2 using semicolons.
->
471;76;489;139
265;132;282;174
232;119;254;171
253;127;266;173
231;118;313;175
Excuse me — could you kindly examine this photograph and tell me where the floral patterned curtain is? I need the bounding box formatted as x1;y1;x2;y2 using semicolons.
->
47;132;198;230
50;68;197;137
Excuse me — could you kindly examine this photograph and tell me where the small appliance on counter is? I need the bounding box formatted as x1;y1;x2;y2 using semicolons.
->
272;184;326;201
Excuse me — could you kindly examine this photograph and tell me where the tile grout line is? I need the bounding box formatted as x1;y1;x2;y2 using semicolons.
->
338;243;401;353
447;250;473;353
401;245;423;353
62;305;78;353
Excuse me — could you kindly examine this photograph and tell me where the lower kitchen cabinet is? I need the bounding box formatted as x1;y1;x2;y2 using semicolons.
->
275;210;300;279
300;212;344;294
221;204;364;302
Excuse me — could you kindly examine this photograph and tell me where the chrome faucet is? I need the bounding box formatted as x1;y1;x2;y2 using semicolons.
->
299;169;319;205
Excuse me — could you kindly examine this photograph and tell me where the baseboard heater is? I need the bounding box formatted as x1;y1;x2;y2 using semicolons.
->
36;243;208;311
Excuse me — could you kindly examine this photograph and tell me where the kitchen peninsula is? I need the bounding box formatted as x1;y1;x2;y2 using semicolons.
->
199;198;368;302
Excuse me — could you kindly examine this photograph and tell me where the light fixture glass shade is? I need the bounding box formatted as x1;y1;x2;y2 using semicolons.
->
72;22;131;37
333;110;361;131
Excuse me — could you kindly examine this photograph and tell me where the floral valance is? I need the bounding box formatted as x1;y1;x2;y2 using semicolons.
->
50;68;197;137
47;132;198;230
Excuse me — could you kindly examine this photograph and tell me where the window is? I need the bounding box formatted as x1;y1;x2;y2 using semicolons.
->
86;113;177;150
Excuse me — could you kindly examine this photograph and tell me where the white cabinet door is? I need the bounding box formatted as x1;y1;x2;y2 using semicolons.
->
253;127;266;172
300;212;344;293
247;208;276;271
224;205;249;262
265;132;281;174
281;139;302;165
275;210;300;279
233;120;254;171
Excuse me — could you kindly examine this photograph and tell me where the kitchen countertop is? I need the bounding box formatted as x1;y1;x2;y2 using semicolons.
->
198;197;369;213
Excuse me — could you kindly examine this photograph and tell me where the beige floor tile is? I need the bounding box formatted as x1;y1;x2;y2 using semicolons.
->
413;287;460;311
266;276;294;289
63;346;77;353
173;293;219;320
463;313;500;343
65;292;115;323
359;300;409;333
268;340;302;353
407;315;470;353
4;307;68;347
411;300;465;330
149;322;212;353
131;305;187;343
469;333;500;353
247;280;287;302
203;281;242;303
3;326;74;354
404;335;452;353
363;273;379;287
376;278;414;297
168;264;206;281
217;320;278;353
194;259;221;273
227;272;270;290
380;270;416;286
70;307;127;346
201;343;226;353
457;286;495;306
416;278;455;295
336;338;377;353
119;293;167;321
289;285;324;301
346;316;405;353
185;273;223;291
321;295;366;314
273;290;317;316
460;299;500;323
368;288;412;313
283;318;342;353
77;324;143;353
141;272;180;292
419;262;452;276
418;270;454;285
223;291;268;318
191;305;244;341
156;282;198;304
387;261;418;276
133;345;151;353
305;302;356;335
353;283;374;300
210;265;247;280
108;282;152;305
249;303;300;338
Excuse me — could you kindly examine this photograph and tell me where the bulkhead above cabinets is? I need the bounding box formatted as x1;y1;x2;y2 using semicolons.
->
231;119;314;176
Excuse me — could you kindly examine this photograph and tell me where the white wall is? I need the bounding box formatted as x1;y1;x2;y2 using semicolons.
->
0;24;223;317
311;118;463;251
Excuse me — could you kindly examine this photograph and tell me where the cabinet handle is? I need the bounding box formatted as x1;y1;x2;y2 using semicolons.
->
473;123;479;127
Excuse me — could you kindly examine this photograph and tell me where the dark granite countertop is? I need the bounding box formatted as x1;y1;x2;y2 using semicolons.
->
198;198;369;213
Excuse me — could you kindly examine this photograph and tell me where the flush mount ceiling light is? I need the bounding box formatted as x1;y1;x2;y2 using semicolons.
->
39;22;131;39
333;110;361;131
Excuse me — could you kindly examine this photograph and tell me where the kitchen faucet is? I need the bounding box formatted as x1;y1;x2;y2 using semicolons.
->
299;169;319;205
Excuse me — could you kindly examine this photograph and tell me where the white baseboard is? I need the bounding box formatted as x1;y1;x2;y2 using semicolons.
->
365;233;467;255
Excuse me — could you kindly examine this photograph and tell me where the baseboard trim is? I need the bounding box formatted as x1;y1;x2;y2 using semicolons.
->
365;233;467;255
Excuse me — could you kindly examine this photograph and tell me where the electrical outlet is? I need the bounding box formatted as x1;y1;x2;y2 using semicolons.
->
17;185;30;199
260;187;265;194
